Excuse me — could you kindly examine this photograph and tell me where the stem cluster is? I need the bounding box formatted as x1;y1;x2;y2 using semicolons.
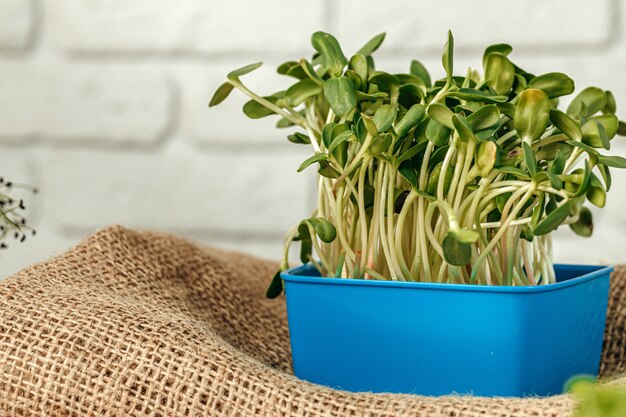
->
210;31;626;296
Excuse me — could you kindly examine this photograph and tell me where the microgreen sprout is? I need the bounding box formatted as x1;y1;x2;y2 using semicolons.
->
567;376;626;417
210;31;626;296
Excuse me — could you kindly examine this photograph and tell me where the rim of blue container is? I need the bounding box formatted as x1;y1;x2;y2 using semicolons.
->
281;263;613;294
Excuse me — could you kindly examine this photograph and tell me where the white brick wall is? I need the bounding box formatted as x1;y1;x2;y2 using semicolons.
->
48;0;326;56
0;65;173;144
0;0;33;51
335;0;615;55
0;0;625;276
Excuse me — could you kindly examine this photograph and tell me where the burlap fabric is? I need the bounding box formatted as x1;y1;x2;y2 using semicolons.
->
0;226;624;416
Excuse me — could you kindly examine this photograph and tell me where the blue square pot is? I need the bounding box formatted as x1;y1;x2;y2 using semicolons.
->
281;264;612;397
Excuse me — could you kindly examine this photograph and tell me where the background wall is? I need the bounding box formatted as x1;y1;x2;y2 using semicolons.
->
0;0;625;276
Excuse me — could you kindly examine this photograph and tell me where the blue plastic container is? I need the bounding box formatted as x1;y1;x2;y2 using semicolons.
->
281;264;612;397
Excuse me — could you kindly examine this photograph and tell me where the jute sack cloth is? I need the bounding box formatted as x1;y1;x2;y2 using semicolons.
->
0;226;624;416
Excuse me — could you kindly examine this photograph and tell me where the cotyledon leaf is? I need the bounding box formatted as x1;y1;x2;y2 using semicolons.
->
324;77;357;117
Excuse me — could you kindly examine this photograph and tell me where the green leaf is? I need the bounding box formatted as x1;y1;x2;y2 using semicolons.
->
426;146;447;168
318;161;340;178
265;269;284;299
496;166;530;180
311;32;347;77
209;82;234;107
533;201;571;235
398;84;424;108
531;195;545;228
286;65;308;81
587;174;606;208
549;109;582;142
442;232;471;266
515;88;551;142
570;206;593;237
547;171;563;190
497;102;516;118
345;70;363;92
581;115;619;148
604;90;617;114
452;114;476;142
227;62;263;80
482;43;512;67
299;59;324;84
598;163;612;190
619;121;626;136
426;119;451;146
297;153;328;172
286;78;323;106
368;71;400;92
496;193;511;213
328;130;355;154
520;226;534;242
362;114;378;136
484;53;515;95
394;190;410;214
243;97;278;119
369;133;393;156
395;104;426;138
357;32;386;56
349;54;369;85
324;77;357;117
501;146;523;167
394;70;428;92
373;104;397;132
277;61;307;80
551;148;567;175
297;223;312;263
321;123;336;148
426;163;452;195
344;69;367;91
567;140;599;156
522;142;537;176
396;73;426;87
331;122;349;139
567;87;607;117
528;72;575;98
597;122;611;150
474;141;498;177
536;138;570;161
399;160;418;188
276;116;295;128
513;73;528;94
415;189;436;201
277;61;298;75
427;103;454;129
597;155;626;168
467;105;500;131
445;88;508;103
442;30;454;84
397;140;428;164
356;91;388;101
410;59;432;87
287;132;311;145
570;163;592;198
308;218;337;243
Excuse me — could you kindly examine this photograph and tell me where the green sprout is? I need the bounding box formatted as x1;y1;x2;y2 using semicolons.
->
210;31;626;297
568;376;626;417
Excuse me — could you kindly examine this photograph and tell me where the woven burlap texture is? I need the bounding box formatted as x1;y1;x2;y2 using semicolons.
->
0;226;624;416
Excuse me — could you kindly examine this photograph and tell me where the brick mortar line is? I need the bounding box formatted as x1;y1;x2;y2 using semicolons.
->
39;38;625;66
